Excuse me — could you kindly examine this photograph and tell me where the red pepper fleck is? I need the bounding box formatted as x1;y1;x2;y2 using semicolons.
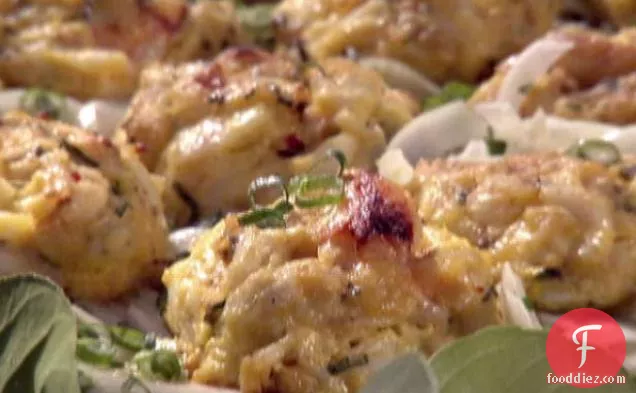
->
277;134;306;158
97;135;113;148
37;111;52;120
135;142;147;154
70;171;82;182
475;286;485;294
194;63;226;90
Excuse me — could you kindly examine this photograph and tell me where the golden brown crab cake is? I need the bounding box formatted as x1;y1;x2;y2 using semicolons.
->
162;170;500;393
589;0;636;27
415;153;636;312
0;0;244;99
471;26;636;124
117;47;417;227
0;112;172;301
272;0;561;84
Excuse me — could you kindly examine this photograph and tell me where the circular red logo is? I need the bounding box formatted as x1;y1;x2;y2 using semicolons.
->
546;308;626;388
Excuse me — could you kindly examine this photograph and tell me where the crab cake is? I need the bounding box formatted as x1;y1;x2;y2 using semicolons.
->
590;0;636;27
0;0;244;99
163;170;500;393
472;26;636;124
415;153;636;311
0;112;172;300
272;0;561;84
116;47;417;227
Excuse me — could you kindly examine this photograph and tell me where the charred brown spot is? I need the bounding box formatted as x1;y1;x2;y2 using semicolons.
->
195;63;226;90
345;172;414;244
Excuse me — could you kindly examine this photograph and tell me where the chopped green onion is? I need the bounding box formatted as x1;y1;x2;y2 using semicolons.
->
239;150;347;228
289;174;344;208
236;3;276;49
131;350;186;382
485;128;507;155
238;200;293;228
248;175;289;209
327;353;369;375
522;296;535;310
566;139;621;165
423;82;476;111
77;322;100;339
327;149;347;177
19;88;68;120
307;149;347;178
109;325;153;352
76;337;123;368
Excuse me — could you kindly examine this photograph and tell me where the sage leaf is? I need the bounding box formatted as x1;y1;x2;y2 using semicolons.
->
360;352;439;393
0;274;80;393
431;326;636;393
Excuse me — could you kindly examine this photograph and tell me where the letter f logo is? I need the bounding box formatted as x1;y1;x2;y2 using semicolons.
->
572;324;602;368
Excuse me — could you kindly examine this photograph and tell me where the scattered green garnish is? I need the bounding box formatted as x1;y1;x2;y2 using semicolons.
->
566;139;621;165
485;127;507;155
130;350;186;382
109;325;154;352
19;88;68;120
76;337;123;368
423;82;476;110
0;275;81;393
289;174;344;208
522;296;535;310
239;149;347;228
236;2;277;49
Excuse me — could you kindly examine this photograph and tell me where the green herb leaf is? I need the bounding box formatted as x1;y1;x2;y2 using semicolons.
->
485;127;507;155
109;325;153;352
431;326;635;393
237;4;276;49
130;350;186;382
0;274;81;393
360;352;439;393
76;337;123;368
423;82;476;111
19;88;68;120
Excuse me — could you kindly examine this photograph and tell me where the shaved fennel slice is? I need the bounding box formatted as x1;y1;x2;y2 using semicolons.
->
450;140;493;162
359;57;441;99
474;102;629;154
496;263;542;329
78;100;128;137
376;148;414;186
496;37;574;110
388;101;490;165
